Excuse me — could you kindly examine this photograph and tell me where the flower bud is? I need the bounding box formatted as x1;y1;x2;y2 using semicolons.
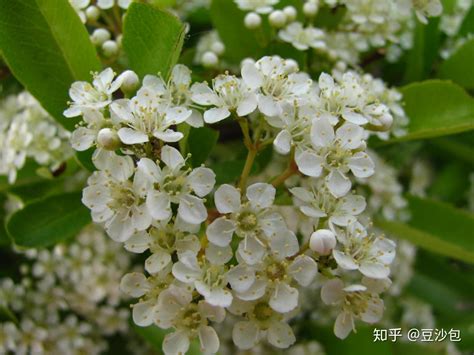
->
97;128;121;150
102;40;119;58
202;51;218;67
211;42;225;55
90;28;111;46
310;229;336;255
269;10;287;28
283;59;299;74
85;5;100;22
119;70;140;94
303;2;318;17
244;12;262;29
241;57;255;68
283;6;297;21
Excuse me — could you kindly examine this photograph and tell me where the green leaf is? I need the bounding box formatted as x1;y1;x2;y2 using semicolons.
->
187;126;219;167
377;195;474;264
390;80;474;142
123;3;185;79
0;0;101;130
438;37;474;89
403;18;441;83
8;178;65;204
6;191;90;248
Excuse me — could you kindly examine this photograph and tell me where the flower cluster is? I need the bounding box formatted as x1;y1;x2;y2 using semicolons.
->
0;226;131;354
0;92;73;183
63;55;405;353
236;0;443;66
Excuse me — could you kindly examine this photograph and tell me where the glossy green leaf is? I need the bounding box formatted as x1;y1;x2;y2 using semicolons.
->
0;0;101;130
390;80;474;142
439;37;474;89
377;195;474;264
123;3;185;79
187;127;219;167
7;192;90;248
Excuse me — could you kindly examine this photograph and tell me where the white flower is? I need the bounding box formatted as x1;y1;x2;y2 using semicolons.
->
155;286;225;355
290;183;366;228
191;74;257;123
235;250;318;313
279;22;326;51
266;102;315;155
413;0;443;24
241;56;312;116
172;250;233;307
321;278;388;339
135;146;215;224
230;299;296;349
120;268;174;327
310;229;337;255
111;83;192;145
234;0;279;14
125;217;201;274
207;183;289;264
296;116;374;197
64;68;124;117
82;152;152;242
332;222;396;279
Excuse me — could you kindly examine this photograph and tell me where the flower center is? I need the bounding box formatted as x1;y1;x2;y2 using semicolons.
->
253;302;273;322
237;211;258;231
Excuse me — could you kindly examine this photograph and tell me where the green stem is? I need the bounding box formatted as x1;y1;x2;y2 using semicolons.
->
239;148;257;191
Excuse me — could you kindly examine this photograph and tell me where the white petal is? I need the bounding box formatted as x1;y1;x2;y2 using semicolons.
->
241;63;263;90
342;109;368;124
146;191;171;220
206;217;236;247
246;183;275;209
258;95;280;117
236;95;257;116
321;279;344;305
163;330;190;355
214;184;241;213
295;150;323;177
153;129;183;143
199;326;220;354
71;127;95;151
326;170;351;198
336;123;364;149
145;250;172;274
267;321;296;349
288;255;318;287
311;117;335;147
132;300;156;327
124;231;152;253
333;250;359;270
131;204;152;231
161;145;185;170
203;287;233;308
234;279;266;301
120;273;149;297
348;152;375;178
270;230;299;258
273;130;292;155
359;262;390;279
232;321;259;350
334;312;354;339
318;72;334;90
361;298;384;323
269;282;299;313
204;107;231;124
205;244;233;265
118;127;149;144
178;194;207;224
237;237;266;265
188;167;216;197
227;265;255;293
